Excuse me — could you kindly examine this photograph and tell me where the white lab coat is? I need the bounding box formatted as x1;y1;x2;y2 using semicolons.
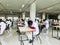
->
0;22;6;35
24;21;28;27
45;20;49;29
33;21;39;35
45;20;49;35
6;21;12;27
6;21;12;34
26;22;39;40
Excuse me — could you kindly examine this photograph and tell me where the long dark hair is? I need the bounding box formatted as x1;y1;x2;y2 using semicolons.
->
28;20;33;26
0;19;2;22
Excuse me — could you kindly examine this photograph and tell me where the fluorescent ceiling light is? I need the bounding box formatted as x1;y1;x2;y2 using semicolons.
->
47;7;53;10
22;4;25;8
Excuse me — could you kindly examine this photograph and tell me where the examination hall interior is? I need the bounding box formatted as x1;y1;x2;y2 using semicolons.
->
0;0;60;45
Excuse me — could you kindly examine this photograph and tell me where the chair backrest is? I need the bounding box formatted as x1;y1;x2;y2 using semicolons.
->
36;25;41;36
17;27;26;35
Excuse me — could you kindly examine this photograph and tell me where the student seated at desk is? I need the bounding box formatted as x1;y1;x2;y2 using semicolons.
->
18;19;25;27
27;20;39;43
17;19;25;33
39;20;45;32
0;19;6;35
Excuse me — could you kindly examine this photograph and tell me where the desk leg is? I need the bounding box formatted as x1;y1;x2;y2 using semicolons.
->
32;32;33;45
56;28;60;39
20;36;22;45
57;29;59;38
20;36;24;45
52;27;53;37
52;27;60;40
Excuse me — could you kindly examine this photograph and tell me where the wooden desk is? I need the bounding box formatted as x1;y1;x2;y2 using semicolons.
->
18;27;35;45
18;27;35;32
18;24;22;25
53;26;60;28
52;26;60;40
17;24;24;27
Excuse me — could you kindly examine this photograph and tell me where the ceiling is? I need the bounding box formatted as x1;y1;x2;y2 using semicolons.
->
36;0;60;13
0;0;60;14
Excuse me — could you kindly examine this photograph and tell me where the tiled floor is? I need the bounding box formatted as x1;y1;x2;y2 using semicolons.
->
0;27;60;45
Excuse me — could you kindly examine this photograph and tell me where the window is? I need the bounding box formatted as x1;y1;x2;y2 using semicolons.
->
14;17;18;20
7;17;12;20
0;17;5;20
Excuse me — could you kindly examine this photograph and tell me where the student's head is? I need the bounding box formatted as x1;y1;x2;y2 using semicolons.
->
6;19;9;21
28;20;33;26
43;19;46;21
0;19;2;22
20;19;25;23
21;19;24;22
20;19;24;22
9;19;11;21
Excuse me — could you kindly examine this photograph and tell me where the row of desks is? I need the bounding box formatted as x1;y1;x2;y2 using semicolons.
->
18;23;60;45
19;27;35;32
52;26;60;40
18;27;35;45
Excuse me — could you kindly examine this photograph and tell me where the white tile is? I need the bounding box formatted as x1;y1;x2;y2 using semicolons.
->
0;27;60;45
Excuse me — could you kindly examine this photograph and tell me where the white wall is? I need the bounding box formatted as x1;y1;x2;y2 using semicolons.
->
58;15;60;19
0;14;19;20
